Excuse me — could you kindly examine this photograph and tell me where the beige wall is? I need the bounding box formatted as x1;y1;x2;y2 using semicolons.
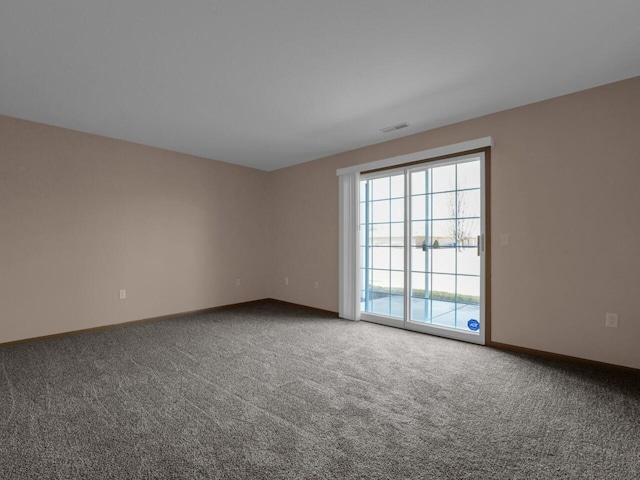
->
269;77;640;369
0;115;271;343
2;76;639;369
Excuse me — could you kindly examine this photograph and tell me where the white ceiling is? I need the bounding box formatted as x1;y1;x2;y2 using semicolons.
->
1;1;639;171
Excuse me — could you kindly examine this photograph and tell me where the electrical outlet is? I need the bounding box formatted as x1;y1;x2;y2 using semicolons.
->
236;279;241;286
314;281;319;289
605;312;618;328
119;289;126;300
285;277;289;285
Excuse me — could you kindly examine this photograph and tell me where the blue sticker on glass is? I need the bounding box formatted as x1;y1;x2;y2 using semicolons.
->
467;319;480;331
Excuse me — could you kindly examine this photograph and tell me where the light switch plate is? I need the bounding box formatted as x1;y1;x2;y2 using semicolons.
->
605;312;618;328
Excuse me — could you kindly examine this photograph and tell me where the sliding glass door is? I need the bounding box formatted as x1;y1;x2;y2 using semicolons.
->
360;171;406;319
359;152;486;344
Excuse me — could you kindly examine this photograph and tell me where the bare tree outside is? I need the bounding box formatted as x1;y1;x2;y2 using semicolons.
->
446;186;474;252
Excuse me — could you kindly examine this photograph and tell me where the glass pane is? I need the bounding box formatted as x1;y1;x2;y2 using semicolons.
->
456;275;481;331
430;219;453;247
390;223;404;246
431;192;455;220
372;200;390;224
390;198;404;222
411;170;426;195
390;174;404;198
371;177;390;200
390;270;404;292
431;164;456;193
390;246;404;271
371;269;390;294
411;195;427;221
457;160;481;190
411;220;426;246
430;273;456;301
389;271;404;319
457;275;480;303
456;218;480;248
371;223;390;246
412;245;426;272
457;248;480;276
362;172;407;319
411;272;426;298
457;188;481;219
360;246;370;270
429;273;457;328
432;307;456;329
362;270;371;295
431;247;455;274
370;297;390;316
372;247;390;270
411;296;428;322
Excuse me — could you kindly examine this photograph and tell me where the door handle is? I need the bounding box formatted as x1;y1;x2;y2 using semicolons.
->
477;235;481;256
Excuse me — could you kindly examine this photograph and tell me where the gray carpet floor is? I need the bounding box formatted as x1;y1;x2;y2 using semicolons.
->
1;301;638;479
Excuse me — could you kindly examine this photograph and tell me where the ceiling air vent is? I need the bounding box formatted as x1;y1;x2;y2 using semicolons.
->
380;122;409;133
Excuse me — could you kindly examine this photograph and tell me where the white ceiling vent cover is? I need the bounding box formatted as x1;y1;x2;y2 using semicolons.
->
380;122;410;133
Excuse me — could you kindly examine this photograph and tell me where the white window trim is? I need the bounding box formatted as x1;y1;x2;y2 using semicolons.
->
336;137;493;321
337;137;493;176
